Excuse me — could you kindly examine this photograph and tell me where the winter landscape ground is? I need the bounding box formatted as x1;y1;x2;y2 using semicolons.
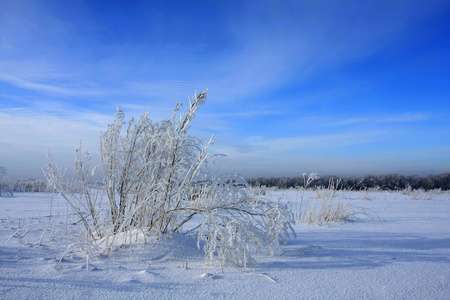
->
1;189;449;299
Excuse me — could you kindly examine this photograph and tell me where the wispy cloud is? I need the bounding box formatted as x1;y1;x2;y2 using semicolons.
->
0;109;104;148
381;113;432;123
205;1;447;102
0;72;115;97
0;73;76;96
0;1;444;107
218;130;386;158
0;105;109;178
329;113;432;126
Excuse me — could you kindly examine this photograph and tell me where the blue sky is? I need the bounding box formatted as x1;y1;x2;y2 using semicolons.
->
1;0;449;179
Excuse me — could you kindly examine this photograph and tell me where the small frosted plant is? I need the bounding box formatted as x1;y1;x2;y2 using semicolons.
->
295;172;319;221
297;177;356;225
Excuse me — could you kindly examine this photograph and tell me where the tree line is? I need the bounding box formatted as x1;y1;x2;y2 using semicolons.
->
0;172;450;196
247;172;450;191
0;179;49;196
2;172;450;196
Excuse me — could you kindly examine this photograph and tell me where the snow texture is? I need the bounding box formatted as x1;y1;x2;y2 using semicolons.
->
1;190;449;299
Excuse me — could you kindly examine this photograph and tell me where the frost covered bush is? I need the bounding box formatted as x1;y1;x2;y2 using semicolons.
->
44;90;294;267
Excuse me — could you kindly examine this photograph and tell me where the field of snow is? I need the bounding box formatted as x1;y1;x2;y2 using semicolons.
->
1;190;449;299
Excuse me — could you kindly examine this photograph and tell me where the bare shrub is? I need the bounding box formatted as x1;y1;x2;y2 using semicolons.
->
44;90;294;267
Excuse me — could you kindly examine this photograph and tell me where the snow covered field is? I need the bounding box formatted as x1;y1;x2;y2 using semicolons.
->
1;190;449;299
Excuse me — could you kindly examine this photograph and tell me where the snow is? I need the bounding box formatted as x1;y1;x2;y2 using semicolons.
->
1;190;449;299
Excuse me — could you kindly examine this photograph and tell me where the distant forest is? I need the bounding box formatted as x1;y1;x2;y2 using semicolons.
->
247;172;450;191
1;173;450;196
